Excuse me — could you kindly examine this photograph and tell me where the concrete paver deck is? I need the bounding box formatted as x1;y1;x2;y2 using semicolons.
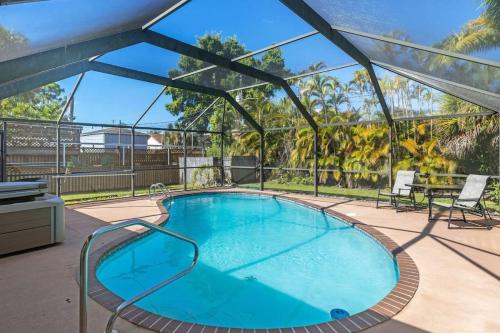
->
1;189;498;333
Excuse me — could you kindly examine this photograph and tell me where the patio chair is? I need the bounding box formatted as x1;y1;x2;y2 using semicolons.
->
376;170;416;210
431;174;492;229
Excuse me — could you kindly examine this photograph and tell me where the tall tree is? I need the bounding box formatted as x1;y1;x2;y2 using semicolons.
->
0;25;27;61
0;26;67;120
164;34;287;131
300;74;334;123
0;83;67;120
435;96;498;174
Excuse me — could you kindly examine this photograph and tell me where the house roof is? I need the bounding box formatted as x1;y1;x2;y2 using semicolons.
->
81;128;148;137
148;133;164;144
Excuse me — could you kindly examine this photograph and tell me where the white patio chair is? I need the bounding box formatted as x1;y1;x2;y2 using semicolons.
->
431;174;492;229
376;170;417;211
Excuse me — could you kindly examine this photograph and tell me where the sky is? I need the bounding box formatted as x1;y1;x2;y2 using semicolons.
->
1;0;489;126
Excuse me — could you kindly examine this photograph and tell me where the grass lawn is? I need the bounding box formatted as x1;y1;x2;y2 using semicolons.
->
240;180;500;212
61;183;227;204
60;180;499;213
61;184;185;204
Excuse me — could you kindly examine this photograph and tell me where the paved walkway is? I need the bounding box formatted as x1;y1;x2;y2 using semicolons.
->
1;189;499;333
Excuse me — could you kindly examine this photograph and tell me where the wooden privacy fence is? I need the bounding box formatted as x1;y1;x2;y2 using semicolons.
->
8;169;184;194
6;146;204;194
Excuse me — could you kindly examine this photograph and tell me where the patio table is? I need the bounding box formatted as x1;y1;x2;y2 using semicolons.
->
406;183;463;221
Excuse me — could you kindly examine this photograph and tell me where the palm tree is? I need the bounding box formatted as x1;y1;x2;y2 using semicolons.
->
298;62;328;75
436;0;499;57
397;136;457;184
241;92;270;127
422;87;434;137
344;125;389;185
300;74;334;123
435;95;498;159
229;131;260;157
350;69;371;96
290;127;315;169
379;76;395;115
327;78;350;116
300;95;321;122
349;69;379;120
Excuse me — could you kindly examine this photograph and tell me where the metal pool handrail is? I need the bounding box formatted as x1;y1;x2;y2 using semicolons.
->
149;182;172;201
79;220;199;333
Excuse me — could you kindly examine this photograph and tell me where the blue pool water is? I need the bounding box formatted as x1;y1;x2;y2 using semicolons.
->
97;193;398;328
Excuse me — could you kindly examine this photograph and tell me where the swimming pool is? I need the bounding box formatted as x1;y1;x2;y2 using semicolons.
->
96;193;399;329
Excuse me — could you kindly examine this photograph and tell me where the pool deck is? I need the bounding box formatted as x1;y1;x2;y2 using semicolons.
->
1;188;499;333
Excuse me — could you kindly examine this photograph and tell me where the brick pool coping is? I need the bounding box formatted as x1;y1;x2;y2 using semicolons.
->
85;190;419;333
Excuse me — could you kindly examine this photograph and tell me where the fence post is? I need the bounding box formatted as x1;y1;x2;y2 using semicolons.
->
220;131;224;187
63;143;66;168
220;102;225;187
183;131;187;191
259;132;264;191
1;122;6;182
122;146;125;166
388;125;393;188
131;128;135;197
314;129;318;197
56;124;61;196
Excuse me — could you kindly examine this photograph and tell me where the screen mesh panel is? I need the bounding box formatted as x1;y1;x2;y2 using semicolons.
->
342;32;500;95
150;0;312;51
180;66;265;91
374;63;500;113
288;64;385;122
72;71;161;125
0;0;183;62
237;33;354;78
99;43;211;78
304;0;499;62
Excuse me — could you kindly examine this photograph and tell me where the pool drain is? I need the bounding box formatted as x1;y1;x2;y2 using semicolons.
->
330;308;350;320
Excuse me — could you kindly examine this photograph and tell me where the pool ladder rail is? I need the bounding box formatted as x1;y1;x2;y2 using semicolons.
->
149;182;173;202
79;220;199;333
